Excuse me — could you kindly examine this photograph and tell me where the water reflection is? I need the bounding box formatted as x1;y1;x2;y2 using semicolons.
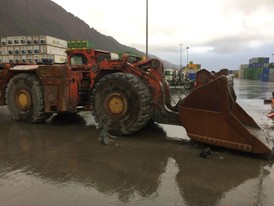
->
234;79;274;99
1;79;274;205
0;117;272;205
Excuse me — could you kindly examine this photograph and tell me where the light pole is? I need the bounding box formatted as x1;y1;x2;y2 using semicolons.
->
146;0;148;59
179;43;182;69
186;46;189;66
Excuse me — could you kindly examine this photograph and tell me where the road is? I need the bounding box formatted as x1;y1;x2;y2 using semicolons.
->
0;79;274;206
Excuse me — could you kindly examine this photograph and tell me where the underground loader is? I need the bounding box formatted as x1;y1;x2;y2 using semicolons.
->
0;47;273;157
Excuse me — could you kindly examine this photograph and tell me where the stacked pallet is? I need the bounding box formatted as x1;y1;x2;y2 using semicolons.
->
239;57;273;81
249;57;269;81
0;35;67;64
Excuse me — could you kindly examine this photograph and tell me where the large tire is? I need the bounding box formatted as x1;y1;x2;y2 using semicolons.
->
5;73;51;122
91;73;152;135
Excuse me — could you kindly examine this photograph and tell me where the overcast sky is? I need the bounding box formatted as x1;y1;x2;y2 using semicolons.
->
51;0;274;70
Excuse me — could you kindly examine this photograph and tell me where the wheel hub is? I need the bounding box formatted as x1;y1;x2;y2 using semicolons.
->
105;93;128;117
16;90;31;110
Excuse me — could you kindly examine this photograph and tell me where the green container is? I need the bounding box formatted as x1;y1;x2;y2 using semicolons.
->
67;40;76;49
79;40;94;49
251;68;263;80
75;41;82;48
255;68;263;80
244;68;253;79
252;68;256;80
243;68;252;79
243;68;249;79
67;40;94;49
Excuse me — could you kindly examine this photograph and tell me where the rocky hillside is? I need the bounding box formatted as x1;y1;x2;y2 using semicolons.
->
0;0;174;68
0;0;136;51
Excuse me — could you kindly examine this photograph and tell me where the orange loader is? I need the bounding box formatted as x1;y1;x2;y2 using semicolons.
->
0;46;273;157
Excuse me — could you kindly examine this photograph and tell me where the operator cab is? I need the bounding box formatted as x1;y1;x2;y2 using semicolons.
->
67;49;112;70
71;54;88;66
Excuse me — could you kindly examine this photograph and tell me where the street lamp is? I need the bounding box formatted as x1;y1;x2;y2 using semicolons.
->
179;43;182;69
186;46;189;66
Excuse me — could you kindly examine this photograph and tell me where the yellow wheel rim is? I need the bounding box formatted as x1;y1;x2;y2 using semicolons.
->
16;90;31;110
106;93;127;116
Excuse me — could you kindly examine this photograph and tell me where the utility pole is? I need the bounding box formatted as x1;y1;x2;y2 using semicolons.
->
186;46;189;66
179;43;182;69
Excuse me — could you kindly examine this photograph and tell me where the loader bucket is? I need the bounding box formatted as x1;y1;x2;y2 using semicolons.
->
179;74;273;154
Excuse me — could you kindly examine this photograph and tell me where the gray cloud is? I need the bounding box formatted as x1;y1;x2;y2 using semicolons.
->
205;35;260;53
220;0;274;15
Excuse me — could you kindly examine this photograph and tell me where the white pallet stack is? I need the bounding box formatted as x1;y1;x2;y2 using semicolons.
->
0;35;67;64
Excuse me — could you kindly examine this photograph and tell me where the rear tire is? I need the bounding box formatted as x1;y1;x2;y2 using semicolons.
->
91;73;152;135
5;73;51;122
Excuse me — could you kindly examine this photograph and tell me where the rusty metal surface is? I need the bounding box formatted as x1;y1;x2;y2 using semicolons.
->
0;55;272;156
179;76;274;154
37;65;83;113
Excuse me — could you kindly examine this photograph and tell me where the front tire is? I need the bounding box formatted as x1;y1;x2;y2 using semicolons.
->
91;73;152;135
5;73;51;122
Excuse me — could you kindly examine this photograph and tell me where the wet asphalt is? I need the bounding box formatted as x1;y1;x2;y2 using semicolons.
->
0;79;274;206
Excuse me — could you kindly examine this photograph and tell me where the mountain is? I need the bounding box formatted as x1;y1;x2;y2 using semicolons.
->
0;0;130;51
0;0;175;68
